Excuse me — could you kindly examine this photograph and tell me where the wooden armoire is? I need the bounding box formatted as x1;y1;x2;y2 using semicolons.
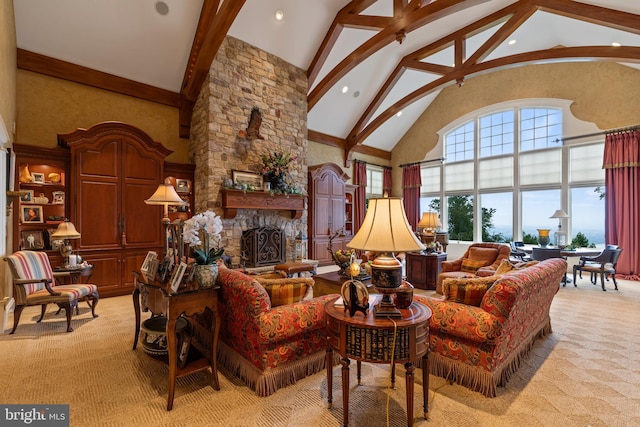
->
308;162;351;266
58;122;172;297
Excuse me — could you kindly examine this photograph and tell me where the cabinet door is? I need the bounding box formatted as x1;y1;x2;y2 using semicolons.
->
121;141;164;249
329;173;345;235
80;251;121;296
407;253;427;289
74;139;121;250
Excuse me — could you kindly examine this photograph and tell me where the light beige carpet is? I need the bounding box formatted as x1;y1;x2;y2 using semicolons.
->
1;276;639;427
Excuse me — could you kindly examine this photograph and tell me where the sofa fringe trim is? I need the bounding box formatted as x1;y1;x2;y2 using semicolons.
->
217;341;340;397
421;319;552;397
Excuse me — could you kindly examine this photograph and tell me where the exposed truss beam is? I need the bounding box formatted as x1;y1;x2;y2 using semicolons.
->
342;0;640;162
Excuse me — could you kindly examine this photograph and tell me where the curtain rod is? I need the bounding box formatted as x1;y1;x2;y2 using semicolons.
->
558;124;640;143
399;158;444;168
354;159;391;169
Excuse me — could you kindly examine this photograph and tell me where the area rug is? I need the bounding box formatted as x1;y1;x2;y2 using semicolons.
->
0;276;639;426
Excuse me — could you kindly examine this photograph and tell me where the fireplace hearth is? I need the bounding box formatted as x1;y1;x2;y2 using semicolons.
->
241;226;286;267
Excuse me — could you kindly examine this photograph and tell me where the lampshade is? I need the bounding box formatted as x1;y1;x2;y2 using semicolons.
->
51;220;81;239
347;197;425;253
144;180;185;221
549;209;569;219
417;211;442;231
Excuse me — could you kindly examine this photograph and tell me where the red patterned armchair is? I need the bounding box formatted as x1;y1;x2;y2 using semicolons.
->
213;265;339;396
437;242;511;293
414;258;566;397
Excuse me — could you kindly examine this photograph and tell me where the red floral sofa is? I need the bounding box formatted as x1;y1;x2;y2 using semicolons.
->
414;258;566;397
213;265;339;396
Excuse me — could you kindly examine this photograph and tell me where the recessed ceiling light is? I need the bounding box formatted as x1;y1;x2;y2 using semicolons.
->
274;10;284;21
342;86;349;94
612;42;621;47
353;91;360;98
155;1;169;16
508;39;516;45
396;111;403;117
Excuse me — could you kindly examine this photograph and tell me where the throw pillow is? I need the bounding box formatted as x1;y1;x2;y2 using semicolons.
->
254;277;313;306
461;258;491;273
442;276;498;306
495;259;518;275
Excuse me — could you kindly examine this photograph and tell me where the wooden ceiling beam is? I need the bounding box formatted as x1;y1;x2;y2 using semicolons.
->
17;49;181;107
179;0;246;137
307;0;489;111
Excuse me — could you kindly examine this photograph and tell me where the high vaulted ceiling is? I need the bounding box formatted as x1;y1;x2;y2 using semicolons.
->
13;1;640;161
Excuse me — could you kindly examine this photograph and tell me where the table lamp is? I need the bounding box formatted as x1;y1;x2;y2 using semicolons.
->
417;211;442;249
550;209;569;248
144;179;186;254
51;220;81;266
347;196;425;317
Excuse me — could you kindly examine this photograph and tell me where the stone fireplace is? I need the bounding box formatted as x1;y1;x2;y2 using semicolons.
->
241;226;285;267
188;36;309;266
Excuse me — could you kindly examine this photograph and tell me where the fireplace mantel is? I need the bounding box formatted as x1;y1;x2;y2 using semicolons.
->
221;189;306;219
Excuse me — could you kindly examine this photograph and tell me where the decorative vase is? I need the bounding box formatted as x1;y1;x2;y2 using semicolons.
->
194;263;219;288
393;280;414;309
266;173;286;192
537;229;551;248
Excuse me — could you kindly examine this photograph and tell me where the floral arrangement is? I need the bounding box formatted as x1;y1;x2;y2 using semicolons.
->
260;147;297;179
182;210;224;265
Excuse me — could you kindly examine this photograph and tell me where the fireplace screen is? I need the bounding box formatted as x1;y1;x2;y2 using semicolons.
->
241;226;285;267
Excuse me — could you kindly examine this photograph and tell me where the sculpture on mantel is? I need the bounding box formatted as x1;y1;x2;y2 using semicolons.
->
238;106;264;140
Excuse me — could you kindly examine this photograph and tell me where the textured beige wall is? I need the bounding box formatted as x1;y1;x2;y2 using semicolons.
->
16;70;188;163
0;0;16;142
391;62;640;194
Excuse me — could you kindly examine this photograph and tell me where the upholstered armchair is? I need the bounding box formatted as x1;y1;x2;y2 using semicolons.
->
4;251;99;334
437;243;511;293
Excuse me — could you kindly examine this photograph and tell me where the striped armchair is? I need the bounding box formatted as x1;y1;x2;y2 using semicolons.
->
4;251;99;334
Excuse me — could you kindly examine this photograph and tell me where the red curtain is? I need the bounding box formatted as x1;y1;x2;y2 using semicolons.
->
603;130;640;279
402;164;421;230
383;167;392;197
353;161;367;234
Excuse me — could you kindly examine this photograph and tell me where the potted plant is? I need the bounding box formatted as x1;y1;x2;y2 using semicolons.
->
182;210;224;287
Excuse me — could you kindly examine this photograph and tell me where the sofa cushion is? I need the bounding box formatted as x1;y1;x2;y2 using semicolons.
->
461;258;490;273
443;276;498;306
254;277;313;306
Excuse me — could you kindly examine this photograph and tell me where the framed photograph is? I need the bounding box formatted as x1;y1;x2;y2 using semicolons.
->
19;190;34;204
21;205;43;223
169;262;187;292
48;228;64;251
176;179;191;194
177;196;189;212
232;170;263;188
22;230;45;250
178;334;191;369
186;262;197;283
146;258;160;282
31;172;45;184
140;251;157;274
157;256;171;283
52;191;65;205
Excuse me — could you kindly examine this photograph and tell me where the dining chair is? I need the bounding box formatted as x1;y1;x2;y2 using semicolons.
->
531;247;567;284
572;248;623;291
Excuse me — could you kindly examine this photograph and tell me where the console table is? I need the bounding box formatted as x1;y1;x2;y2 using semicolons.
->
132;271;221;410
325;299;432;426
406;252;447;290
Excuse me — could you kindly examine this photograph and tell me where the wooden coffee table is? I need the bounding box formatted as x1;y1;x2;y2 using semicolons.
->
313;271;371;296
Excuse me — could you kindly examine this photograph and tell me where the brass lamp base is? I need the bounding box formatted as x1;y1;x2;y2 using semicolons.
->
371;252;403;318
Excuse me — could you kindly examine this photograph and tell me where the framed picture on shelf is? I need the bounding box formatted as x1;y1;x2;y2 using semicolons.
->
232;170;263;188
19;190;34;203
176;179;191;194
21;230;44;250
178;334;191;368
146;258;160;282
169;262;187;292
52;191;65;204
177;196;189;212
21;205;43;223
48;228;64;250
140;251;157;275
31;172;45;184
